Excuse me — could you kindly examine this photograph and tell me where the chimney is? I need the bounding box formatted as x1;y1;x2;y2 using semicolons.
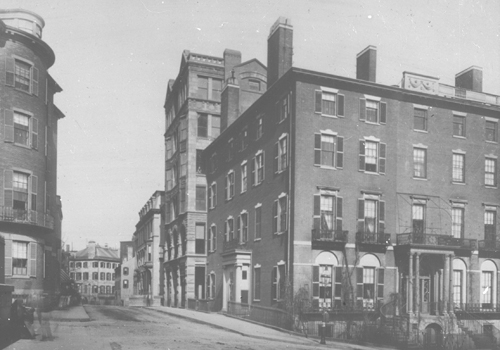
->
88;241;96;259
66;244;70;252
223;49;242;82
455;66;482;93
356;45;377;82
267;17;293;88
220;70;240;131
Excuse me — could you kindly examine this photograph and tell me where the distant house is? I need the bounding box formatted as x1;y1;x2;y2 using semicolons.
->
69;241;119;305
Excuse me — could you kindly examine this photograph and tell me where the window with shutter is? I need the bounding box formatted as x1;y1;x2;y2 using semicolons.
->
314;89;344;117
31;175;37;211
31;117;38;150
4;109;14;143
255;204;262;240
356;267;364;308
359;139;386;175
360;97;386;124
336;197;343;232
312;265;319;309
5;57;15;86
273;200;278;234
334;266;343;299
4;170;13;207
272;266;278;301
5;239;12;276
253;267;261;300
31;66;39;96
377;268;385;304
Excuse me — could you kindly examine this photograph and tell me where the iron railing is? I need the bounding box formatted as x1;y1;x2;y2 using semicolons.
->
223;239;250;253
396;232;477;249
454;303;500;313
356;231;391;245
0;206;54;229
478;240;500;252
456;309;500;349
226;301;293;330
311;229;348;242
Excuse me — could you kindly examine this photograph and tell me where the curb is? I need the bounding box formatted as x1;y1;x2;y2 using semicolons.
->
144;307;321;347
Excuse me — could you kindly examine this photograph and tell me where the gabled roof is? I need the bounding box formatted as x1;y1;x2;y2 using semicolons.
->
73;245;119;261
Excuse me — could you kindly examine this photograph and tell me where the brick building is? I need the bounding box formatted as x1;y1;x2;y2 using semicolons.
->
69;241;119;304
162;49;266;307
116;240;134;306
0;9;64;302
202;17;500;346
129;190;163;306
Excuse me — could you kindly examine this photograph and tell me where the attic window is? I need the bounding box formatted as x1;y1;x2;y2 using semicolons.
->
249;79;261;92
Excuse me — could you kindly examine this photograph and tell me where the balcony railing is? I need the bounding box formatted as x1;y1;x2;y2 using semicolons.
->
356;231;391;245
0;206;54;230
478;240;500;252
223;239;250;253
311;229;348;242
454;303;500;313
396;232;477;249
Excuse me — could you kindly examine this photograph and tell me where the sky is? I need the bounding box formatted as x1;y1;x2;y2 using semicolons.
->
3;0;499;251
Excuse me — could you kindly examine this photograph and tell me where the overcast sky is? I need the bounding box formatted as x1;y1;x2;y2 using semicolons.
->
3;0;499;251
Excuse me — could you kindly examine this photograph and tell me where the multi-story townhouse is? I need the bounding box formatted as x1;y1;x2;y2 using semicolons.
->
162;49;266;307
117;240;134;306
129;191;163;306
203;17;500;347
69;241;119;304
0;9;64;303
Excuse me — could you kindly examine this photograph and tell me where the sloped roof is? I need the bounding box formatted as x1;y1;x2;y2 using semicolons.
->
73;245;119;261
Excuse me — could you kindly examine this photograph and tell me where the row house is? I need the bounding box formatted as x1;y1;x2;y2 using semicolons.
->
202;17;500;347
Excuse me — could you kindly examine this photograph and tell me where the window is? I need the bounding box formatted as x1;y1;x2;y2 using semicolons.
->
320;195;334;231
359;140;386;174
249;79;260;91
452;207;464;238
359;97;386;124
453;270;463;304
452;153;465;183
208;183;217;209
100;272;105;280
271;264;286;301
355;266;384;309
413;148;427;178
69;262;74;268
83;262;88;268
274;135;288;172
225;171;235;200
227;139;234;161
197;76;222;101
107;263;111;269
486;120;498;142
206;273;216;299
208;225;217;252
313;192;343;236
13;171;29;211
412;203;426;234
312;265;342;309
92;286;98;294
315;89;344;117
413;108;428;131
241;163;248;193
314;133;344;168
123;267;129;276
123;280;129;289
100;262;105;268
196;185;207;211
453;115;466;137
14;111;30;146
12;241;28;275
100;286;105;294
278;93;291;123
481;271;493;307
83;272;89;280
225;218;234;242
485;210;496;241
105;273;110;280
241;129;248;151
485;158;497;187
238;213;248;243
253;266;261;300
196;150;203;174
92;272;98;280
198;114;208;137
252;152;265;186
195;223;205;254
12;59;38;94
211;115;220;138
70;273;75;280
76;262;82;268
255;205;262;240
209;154;218;174
93;262;98;268
273;195;288;234
76;272;81;280
256;116;263;140
357;197;385;234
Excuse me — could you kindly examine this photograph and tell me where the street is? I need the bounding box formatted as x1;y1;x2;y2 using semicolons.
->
7;305;363;350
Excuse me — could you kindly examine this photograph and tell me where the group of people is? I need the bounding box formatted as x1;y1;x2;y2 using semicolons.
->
9;299;53;342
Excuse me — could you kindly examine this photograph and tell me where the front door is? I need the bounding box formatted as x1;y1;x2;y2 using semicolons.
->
420;277;430;314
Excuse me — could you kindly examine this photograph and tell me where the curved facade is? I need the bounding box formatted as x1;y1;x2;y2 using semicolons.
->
0;9;64;302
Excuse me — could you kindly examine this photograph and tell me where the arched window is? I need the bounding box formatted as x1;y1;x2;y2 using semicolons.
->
452;259;467;306
123;280;129;289
357;253;383;309
481;260;497;309
312;251;341;310
123;267;129;276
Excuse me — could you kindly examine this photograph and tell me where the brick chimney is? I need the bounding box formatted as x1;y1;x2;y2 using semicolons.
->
455;66;482;93
220;71;240;132
88;241;96;259
223;49;242;82
356;45;377;82
267;17;293;88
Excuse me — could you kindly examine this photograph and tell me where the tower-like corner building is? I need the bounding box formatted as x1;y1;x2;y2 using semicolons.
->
0;9;64;302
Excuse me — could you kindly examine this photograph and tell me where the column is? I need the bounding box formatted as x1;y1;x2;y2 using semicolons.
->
408;252;413;315
438;269;442;314
235;264;242;303
449;254;454;312
415;253;420;315
443;255;449;313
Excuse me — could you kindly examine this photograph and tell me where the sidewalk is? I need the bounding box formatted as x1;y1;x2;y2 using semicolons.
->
146;306;390;350
49;305;91;322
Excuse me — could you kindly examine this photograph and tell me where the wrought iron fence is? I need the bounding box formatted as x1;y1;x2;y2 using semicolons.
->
396;232;477;249
311;229;348;242
226;301;293;330
0;206;54;229
222;239;250;252
355;231;391;245
454;303;500;313
478;240;500;251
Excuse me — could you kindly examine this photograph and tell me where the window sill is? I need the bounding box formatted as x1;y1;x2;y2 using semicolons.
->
254;238;262;242
485;185;498;189
413;177;428;181
253;182;263;188
240;190;247;195
13;143;31;150
364;121;381;126
452;182;466;185
361;171;380;176
486;140;498;144
453;135;466;140
320;114;338;119
275;231;285;236
316;165;337;170
11;275;31;279
413;129;429;133
278;118;287;124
